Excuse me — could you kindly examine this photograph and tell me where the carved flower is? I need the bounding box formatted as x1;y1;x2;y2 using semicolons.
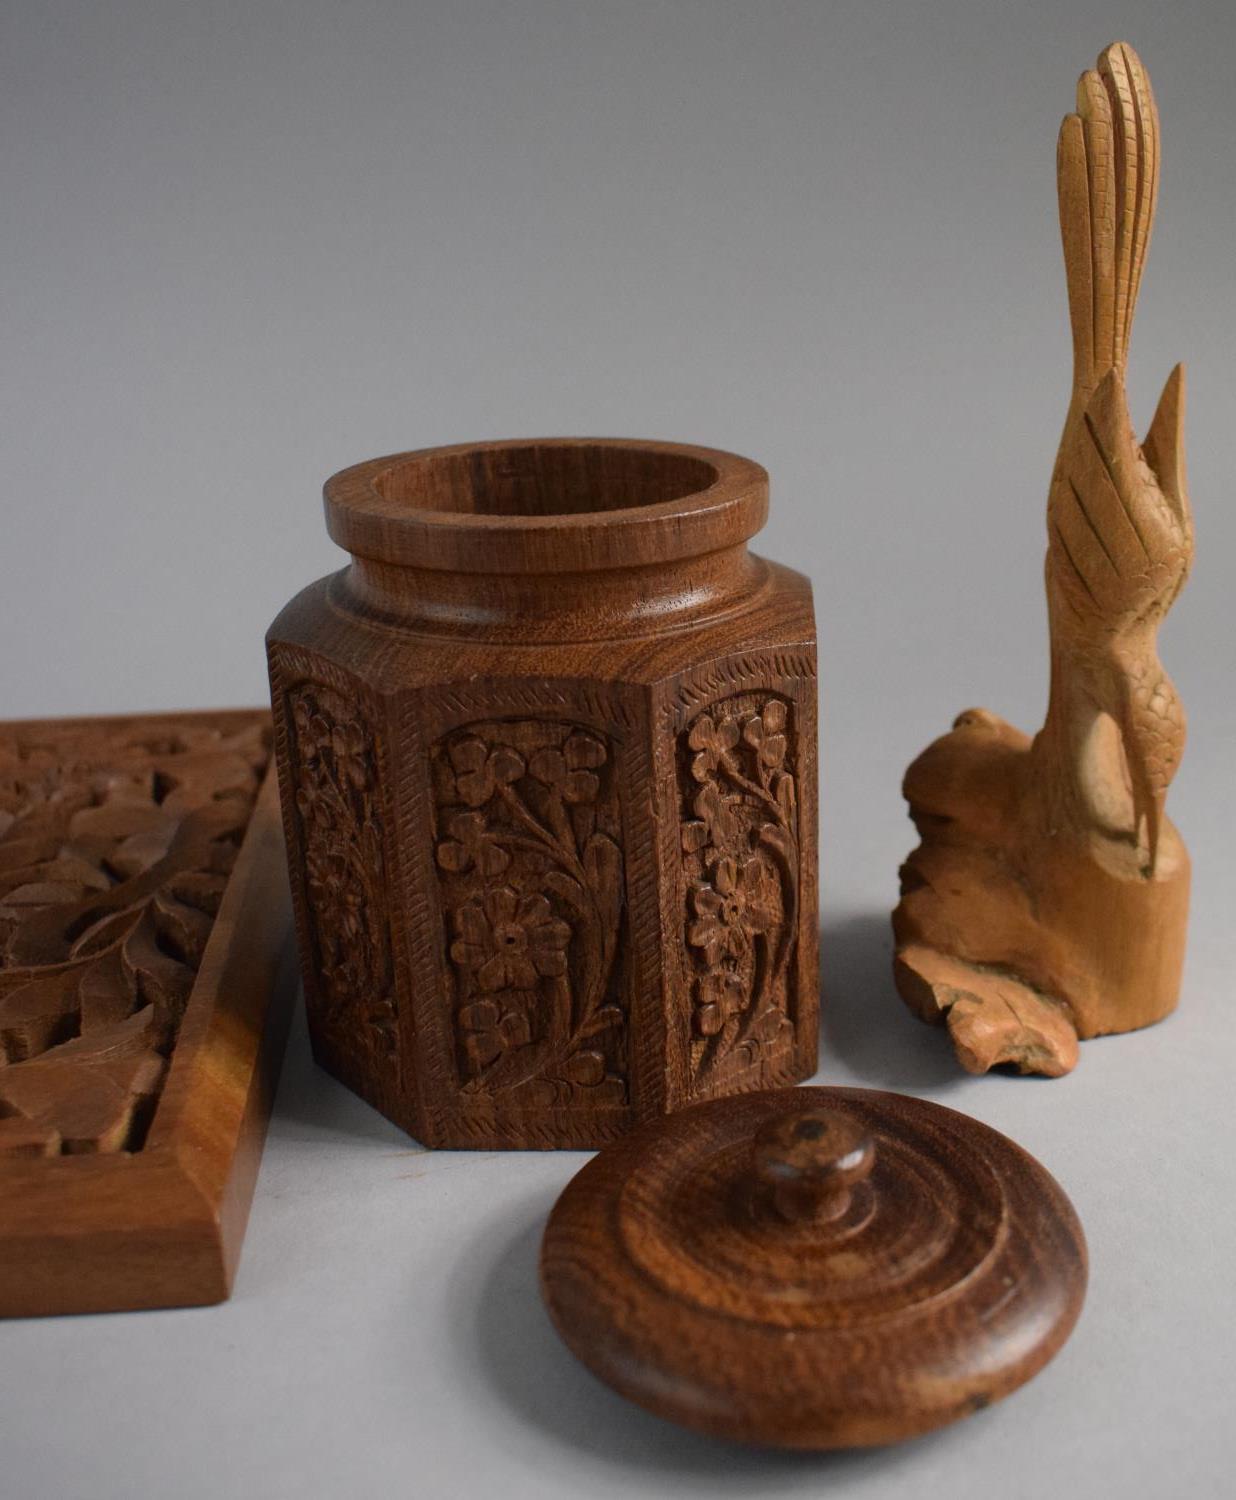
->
330;720;370;790
449;738;526;807
688;856;778;966
292;697;317;745
292;697;332;762
295;767;335;828
324;955;367;998
742;700;788;770
681;781;740;853
330;882;364;942
688;714;741;783
436;810;510;877
450;886;571;991
457;998;532;1070
306;849;364;940
693;970;747;1037
336;881;365;941
305;846;336;898
528;733;606;804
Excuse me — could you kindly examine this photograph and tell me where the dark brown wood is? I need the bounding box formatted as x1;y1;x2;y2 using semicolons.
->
268;439;818;1149
894;42;1192;1075
0;710;293;1316
540;1086;1087;1449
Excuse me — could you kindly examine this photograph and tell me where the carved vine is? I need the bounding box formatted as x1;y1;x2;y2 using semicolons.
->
287;686;397;1059
432;721;626;1107
0;715;269;1155
679;694;798;1084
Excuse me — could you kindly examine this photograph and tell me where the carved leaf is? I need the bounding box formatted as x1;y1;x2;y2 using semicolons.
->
582;833;622;928
578;1004;623;1040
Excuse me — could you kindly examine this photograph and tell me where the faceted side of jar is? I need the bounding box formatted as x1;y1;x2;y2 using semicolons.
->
267;562;817;1149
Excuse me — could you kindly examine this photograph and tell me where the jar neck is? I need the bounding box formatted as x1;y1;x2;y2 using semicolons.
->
334;544;770;643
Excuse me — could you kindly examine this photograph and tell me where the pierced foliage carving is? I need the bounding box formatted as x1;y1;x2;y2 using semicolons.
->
287;686;397;1061
679;694;799;1085
432;720;627;1107
0;715;269;1156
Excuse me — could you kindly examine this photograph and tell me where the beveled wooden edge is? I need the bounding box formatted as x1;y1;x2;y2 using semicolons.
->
0;707;273;737
322;437;769;574
0;721;293;1317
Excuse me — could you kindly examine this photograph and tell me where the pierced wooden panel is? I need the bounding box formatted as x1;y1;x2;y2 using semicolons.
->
0;714;268;1155
0;710;292;1317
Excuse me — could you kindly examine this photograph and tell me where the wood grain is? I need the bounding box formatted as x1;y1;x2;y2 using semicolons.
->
268;439;818;1148
893;42;1192;1075
0;711;293;1317
540;1086;1087;1448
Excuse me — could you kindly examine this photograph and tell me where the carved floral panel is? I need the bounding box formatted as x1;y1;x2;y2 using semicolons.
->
678;692;799;1087
286;685;397;1062
431;720;627;1108
0;714;270;1155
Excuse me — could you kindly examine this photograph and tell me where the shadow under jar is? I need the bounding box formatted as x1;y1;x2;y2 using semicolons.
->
267;439;818;1149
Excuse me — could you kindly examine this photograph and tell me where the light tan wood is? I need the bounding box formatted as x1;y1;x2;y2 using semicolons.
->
0;711;293;1316
269;439;818;1148
893;42;1192;1076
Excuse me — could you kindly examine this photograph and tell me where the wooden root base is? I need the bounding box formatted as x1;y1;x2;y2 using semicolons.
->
894;945;1079;1077
892;709;1188;1079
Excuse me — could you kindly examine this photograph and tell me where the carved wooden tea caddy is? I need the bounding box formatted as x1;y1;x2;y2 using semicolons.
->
894;42;1192;1076
541;1085;1087;1448
269;439;817;1149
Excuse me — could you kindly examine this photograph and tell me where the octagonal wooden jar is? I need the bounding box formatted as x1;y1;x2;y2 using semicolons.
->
267;439;818;1148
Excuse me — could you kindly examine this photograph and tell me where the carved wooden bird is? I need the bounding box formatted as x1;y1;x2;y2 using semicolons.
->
1041;41;1193;874
893;41;1193;1077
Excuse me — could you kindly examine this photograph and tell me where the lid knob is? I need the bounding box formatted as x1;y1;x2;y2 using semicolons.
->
751;1107;876;1225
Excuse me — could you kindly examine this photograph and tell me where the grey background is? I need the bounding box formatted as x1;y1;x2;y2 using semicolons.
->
2;2;1233;1496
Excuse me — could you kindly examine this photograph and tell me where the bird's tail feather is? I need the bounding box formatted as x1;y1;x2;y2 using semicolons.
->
1058;42;1160;398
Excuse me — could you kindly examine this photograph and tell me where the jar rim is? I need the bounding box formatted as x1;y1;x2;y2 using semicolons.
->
323;438;768;574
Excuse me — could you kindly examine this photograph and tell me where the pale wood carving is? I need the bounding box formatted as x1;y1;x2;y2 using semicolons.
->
269;439;818;1148
0;711;292;1316
893;42;1192;1076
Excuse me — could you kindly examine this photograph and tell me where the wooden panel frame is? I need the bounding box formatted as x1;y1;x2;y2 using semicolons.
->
0;712;293;1317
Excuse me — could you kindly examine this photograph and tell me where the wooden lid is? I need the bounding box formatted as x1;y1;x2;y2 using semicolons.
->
540;1087;1087;1449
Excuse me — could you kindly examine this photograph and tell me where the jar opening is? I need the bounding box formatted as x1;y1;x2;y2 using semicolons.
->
324;438;767;575
373;443;719;519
